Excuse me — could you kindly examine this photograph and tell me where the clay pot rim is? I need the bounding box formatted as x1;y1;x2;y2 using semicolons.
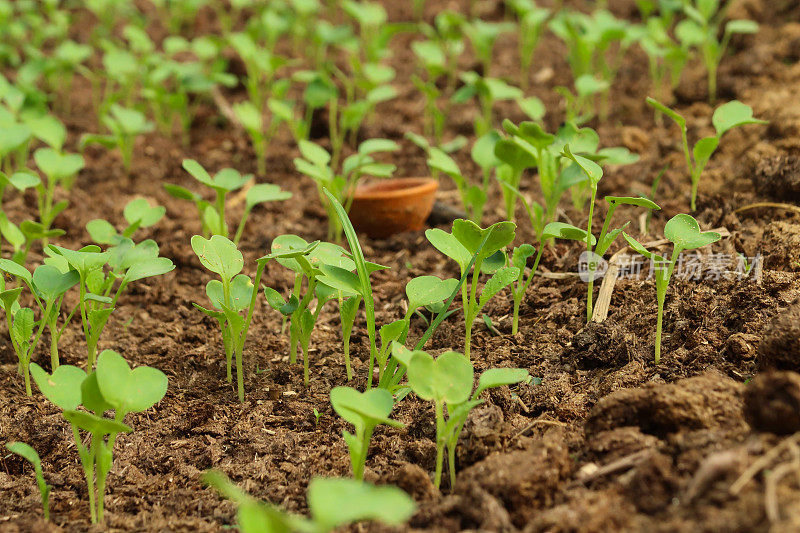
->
353;177;438;201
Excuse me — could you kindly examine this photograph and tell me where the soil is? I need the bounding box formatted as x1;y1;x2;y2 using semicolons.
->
2;0;800;531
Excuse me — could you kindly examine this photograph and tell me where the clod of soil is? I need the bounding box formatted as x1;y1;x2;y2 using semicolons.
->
626;452;680;514
562;320;631;369
585;372;745;438
760;222;800;271
757;300;800;370
456;429;571;528
752;153;800;201
744;370;800;434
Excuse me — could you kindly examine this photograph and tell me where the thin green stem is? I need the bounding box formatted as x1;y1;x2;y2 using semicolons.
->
433;400;444;489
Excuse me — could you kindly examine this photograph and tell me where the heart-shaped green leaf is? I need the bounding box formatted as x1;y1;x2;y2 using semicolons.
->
405;276;458;313
245;183;292;209
96;349;168;414
32;264;79;302
80;372;113;414
712;100;767;137
308;478;416;531
191;235;243;281
452;219;516;260
425;228;471;273
407;350;474;404
330;386;403;429
123;198;165;228
541;222;597;245
34;148;84;182
475;368;529;396
30;363;86;410
663;214;721;250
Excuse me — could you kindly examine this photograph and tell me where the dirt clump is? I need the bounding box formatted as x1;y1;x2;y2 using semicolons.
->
757;301;800;371
752;153;800;201
744;370;800;434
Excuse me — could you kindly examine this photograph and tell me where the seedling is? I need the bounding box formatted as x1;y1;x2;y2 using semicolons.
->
193;235;311;400
426;147;486;224
0;260;80;392
623;214;720;363
46;240;174;368
5;442;50;520
86;197;165;245
80;104;154;172
204;472;415;532
30;350;167;523
294;138;397;242
426;219;518;358
263;235;352;386
411;39;447;143
506;0;550;89
330;386;403;480
167;159;291;244
675;1;758;102
638;16;688;106
33;146;84;235
462;19;514;78
393;346;528;489
452;71;522;136
647;98;766;210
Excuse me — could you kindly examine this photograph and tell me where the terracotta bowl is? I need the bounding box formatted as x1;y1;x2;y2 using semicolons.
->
348;178;438;238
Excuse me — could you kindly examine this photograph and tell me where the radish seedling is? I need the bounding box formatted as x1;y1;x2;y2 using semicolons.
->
452;72;522;136
393;346;528;489
193;235;313;399
0;260;79;392
4;442;50;520
167;159;291;244
676;0;758;103
462;19;515;78
263;235;354;386
30;350;166;523
330;386;403;480
86;197;165;245
506;0;549;89
33;146;84;236
46;239;174;368
204;472;415;533
80;104;154;173
426;147;487;224
623;214;720;363
426;219;518;358
647;98;766;210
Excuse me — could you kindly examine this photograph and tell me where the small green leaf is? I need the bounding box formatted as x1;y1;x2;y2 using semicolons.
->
96;349;168;414
663;214;721;250
605;196;661;210
5;442;41;467
191;235;243;282
407;350;473;404
541;222;597;245
63;410;132;434
330;386;402;429
30;363;86;411
405;276;458;313
712;100;767;137
475;368;529;396
123;198;165;228
308;478;416;531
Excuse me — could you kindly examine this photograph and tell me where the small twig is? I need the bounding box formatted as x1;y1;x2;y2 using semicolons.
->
734;202;800;217
511;418;567;441
572;449;651;486
730;433;800;495
765;462;797;523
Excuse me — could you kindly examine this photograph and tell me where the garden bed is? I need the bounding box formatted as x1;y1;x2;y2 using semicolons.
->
2;0;800;531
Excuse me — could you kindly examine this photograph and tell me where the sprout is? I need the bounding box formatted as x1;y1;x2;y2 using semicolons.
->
393;346;528;489
623;214;721;363
80;104;154;173
4;442;50;520
647;98;766;210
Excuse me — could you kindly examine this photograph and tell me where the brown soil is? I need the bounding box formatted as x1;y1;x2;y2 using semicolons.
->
2;0;800;532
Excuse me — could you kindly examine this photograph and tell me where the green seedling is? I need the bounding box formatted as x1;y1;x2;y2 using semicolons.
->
676;0;758;102
462;19;515;78
506;0;550;89
5;442;50;520
294;138;397;242
411;39;448;143
426;219;518;358
426;147;487;224
549;9;639;119
31;350;166;523
647;98;766;210
559;147;659;322
80;104;154;172
0;260;79;392
623;214;720;363
33;146;84;235
452;71;523;136
46;240;174;368
393;346;528;489
499;119;638;239
86;197;165;245
233;92;288;176
192;235;310;400
167;159;291;244
638;16;688;106
557;74;610;125
420;11;466;91
330;386;403;480
204;472;415;532
264;235;352;386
